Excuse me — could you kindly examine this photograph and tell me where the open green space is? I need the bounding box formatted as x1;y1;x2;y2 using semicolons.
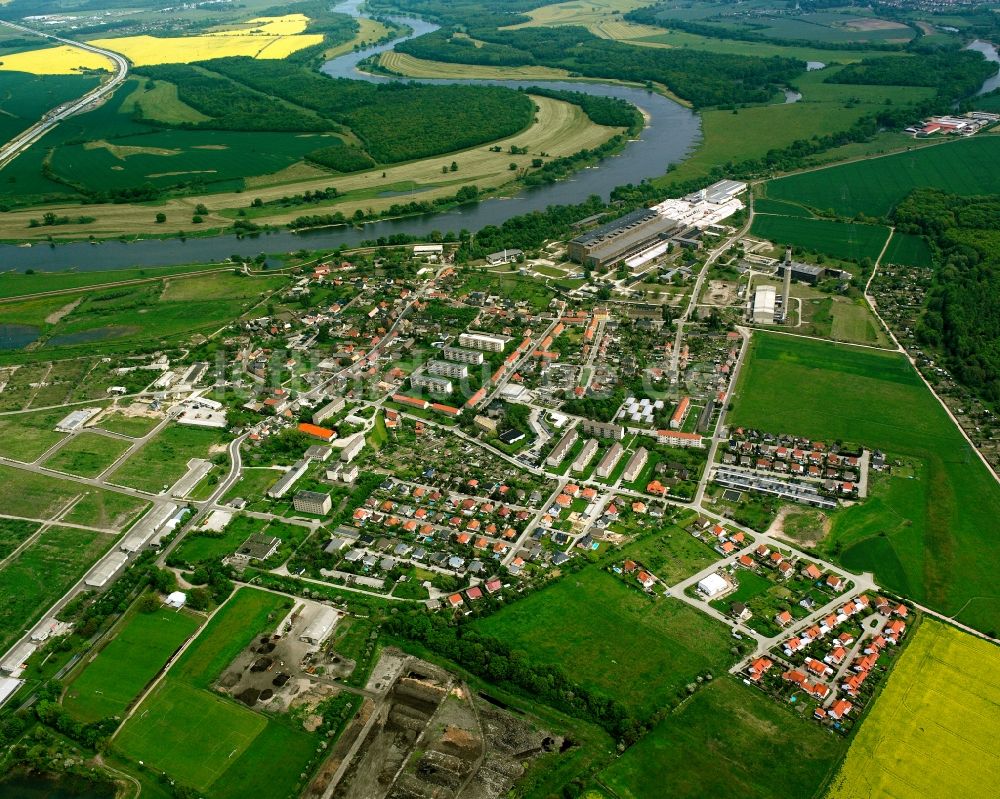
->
115;589;313;799
110;424;226;493
599;676;846;799
0;463;147;528
65;607;202;722
43;432;133;478
750;214;889;262
728;332;1000;633
0;263;225;300
0;407;68;461
765;136;1000;218
0;525;117;653
171;515;269;567
609;523;720;583
472;567;734;716
0;518;39;560
96;412;164;438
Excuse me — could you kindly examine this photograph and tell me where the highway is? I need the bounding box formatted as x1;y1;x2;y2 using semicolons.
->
0;20;129;171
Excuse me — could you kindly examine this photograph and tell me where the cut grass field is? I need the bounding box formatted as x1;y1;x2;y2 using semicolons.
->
110;424;225;493
728;333;1000;634
65;607;202;722
0;94;621;241
0;525;118;653
764;135;1000;218
598;677;846;799
0;407;68;461
750;214;890;262
0;262;227;300
43;432;133;478
0;463;147;528
826;620;1000;799
472;567;734;716
115;589;313;799
379;51;573;81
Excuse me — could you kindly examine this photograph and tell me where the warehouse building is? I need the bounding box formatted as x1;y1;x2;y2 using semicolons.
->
299;605;339;646
443;346;484;365
750;285;777;324
567;208;677;268
485;248;523;266
85;551;129;589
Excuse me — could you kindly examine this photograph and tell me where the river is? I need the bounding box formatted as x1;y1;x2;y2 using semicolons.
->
0;0;700;272
967;39;1000;95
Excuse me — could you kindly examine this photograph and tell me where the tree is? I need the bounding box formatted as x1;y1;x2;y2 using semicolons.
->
155;212;167;224
192;215;203;224
450;161;458;172
195;203;209;215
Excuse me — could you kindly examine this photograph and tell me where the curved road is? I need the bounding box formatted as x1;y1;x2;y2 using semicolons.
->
0;20;129;170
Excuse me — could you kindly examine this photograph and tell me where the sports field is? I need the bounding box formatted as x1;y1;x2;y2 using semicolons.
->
729;333;1000;633
43;432;132;478
599;677;845;799
114;589;313;798
827;620;1000;799
472;567;734;715
765;136;1000;218
65;607;201;722
750;214;890;262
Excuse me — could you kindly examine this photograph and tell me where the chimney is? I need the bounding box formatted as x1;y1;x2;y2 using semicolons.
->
783;248;793;325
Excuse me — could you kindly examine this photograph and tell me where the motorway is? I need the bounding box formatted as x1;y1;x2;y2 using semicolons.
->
0;20;129;171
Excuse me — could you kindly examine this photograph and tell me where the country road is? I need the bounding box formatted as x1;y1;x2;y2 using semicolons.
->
0;19;129;170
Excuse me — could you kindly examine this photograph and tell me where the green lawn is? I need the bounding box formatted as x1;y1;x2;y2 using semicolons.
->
728;332;1000;634
598;677;846;799
0;263;222;300
110;424;225;493
43;432;132;478
0;525;117;653
0;518;39;560
221;468;281;504
171;515;269;567
609;524;720;583
96;412;164;438
114;589;314;799
472;567;734;716
765;136;1000;218
750;214;890;262
65;607;202;722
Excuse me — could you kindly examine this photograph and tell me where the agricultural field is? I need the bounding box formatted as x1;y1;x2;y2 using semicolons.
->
0;463;147;528
0;72;101;142
0;45;114;74
764;136;1000;218
109;424;226;493
826;620;1000;799
0;525;119;653
42;432;133;478
658;67;934;188
115;589;317;799
0;92;620;240
728;333;1000;634
750;214;890;262
472;567;735;716
598;677;846;799
882;231;934;268
0;271;286;357
64;607;202;723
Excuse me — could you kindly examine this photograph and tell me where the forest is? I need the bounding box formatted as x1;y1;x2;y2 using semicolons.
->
394;25;804;108
893;188;1000;406
828;48;996;103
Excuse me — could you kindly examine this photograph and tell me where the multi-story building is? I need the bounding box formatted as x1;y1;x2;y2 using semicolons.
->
622;447;648;483
596;442;624;478
572;439;599;473
546;427;578;467
293;490;332;515
427;359;469;379
581;419;625;441
411;372;453;395
443;346;484;365
458;332;506;352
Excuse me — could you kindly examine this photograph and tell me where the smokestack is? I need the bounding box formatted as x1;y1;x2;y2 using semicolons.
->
783;248;793;325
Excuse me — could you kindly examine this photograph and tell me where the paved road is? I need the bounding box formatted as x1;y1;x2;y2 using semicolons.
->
0;20;129;170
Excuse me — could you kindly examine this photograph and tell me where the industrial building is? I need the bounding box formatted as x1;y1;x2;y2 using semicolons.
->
485;248;523;265
234;533;281;562
567;208;677;268
426;359;468;379
443;346;484;365
751;285;777;324
458;332;507;352
55;407;101;433
299;605;339;646
293;490;332;515
119;502;178;554
547;427;579;467
581;419;625;441
411;371;453;395
85;551;129;589
268;460;309;499
689;179;748;205
596;443;624;478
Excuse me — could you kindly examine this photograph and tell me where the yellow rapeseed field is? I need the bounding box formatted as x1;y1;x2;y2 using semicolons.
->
0;44;114;74
826;620;1000;799
3;15;321;72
